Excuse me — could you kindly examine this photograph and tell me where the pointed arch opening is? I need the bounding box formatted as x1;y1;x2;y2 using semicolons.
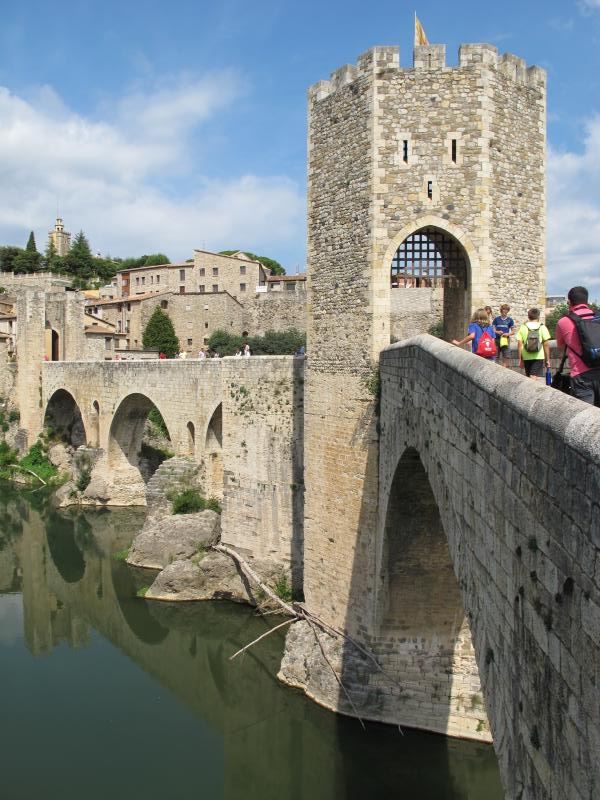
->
108;394;172;487
187;421;195;455
377;447;487;738
204;403;223;499
388;224;472;343
44;389;87;447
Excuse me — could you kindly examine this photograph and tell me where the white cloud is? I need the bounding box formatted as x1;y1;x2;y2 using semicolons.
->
547;116;600;298
0;74;305;264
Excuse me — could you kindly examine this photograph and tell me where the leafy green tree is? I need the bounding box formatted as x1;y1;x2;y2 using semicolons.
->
142;307;180;358
143;253;170;266
208;328;305;356
545;301;600;338
0;246;24;272
63;230;95;280
219;250;286;275
13;231;41;272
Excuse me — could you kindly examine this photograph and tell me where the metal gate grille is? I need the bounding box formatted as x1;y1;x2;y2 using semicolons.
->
391;227;466;288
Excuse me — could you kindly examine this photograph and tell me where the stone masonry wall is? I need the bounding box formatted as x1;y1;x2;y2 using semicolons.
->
220;356;304;585
377;336;600;800
242;292;307;338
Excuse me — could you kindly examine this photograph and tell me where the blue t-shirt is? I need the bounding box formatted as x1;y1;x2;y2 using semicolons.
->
468;322;495;354
492;315;515;336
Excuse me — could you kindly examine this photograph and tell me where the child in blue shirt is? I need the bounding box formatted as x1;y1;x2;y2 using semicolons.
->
492;304;515;366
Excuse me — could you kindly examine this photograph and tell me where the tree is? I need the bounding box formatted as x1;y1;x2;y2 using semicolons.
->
0;246;24;272
44;239;64;273
26;231;38;253
13;231;41;273
143;253;170;266
219;250;286;275
545;301;600;338
63;230;95;280
142;307;180;358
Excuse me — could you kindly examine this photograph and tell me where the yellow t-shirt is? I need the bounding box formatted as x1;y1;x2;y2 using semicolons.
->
518;322;550;360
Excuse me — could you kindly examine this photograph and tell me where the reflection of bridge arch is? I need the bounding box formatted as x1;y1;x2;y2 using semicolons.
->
44;389;87;447
110;559;168;645
46;512;86;584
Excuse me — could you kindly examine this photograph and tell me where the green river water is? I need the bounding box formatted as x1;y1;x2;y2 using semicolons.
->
0;484;503;800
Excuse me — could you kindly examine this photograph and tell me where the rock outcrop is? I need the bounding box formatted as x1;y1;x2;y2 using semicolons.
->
127;510;221;569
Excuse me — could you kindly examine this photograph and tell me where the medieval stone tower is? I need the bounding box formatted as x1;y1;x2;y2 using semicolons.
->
303;42;546;638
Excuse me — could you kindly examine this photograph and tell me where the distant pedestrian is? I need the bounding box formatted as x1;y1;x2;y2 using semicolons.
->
159;352;166;359
485;306;494;324
517;308;550;380
492;304;515;366
198;349;206;360
243;344;251;357
556;286;600;405
452;308;497;360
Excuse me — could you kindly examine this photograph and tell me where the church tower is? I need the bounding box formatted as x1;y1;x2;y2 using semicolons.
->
49;217;71;257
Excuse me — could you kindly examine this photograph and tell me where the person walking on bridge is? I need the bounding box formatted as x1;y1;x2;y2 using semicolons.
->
452;308;497;360
556;286;600;406
517;308;550;380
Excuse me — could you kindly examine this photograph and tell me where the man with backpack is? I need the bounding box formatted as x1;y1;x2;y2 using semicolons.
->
517;308;551;379
556;286;600;406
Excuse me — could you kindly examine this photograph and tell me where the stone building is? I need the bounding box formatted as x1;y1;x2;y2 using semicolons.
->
48;218;71;257
117;250;270;301
302;37;546;679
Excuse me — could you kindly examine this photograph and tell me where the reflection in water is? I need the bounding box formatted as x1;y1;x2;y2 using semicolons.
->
0;483;503;800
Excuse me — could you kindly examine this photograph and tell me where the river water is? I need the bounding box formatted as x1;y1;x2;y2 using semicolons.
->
0;485;503;800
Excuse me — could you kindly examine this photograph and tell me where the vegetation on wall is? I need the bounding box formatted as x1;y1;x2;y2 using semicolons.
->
207;328;305;356
218;250;286;276
171;488;221;515
142;307;180;358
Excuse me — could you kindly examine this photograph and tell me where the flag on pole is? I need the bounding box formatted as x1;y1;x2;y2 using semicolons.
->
414;14;429;46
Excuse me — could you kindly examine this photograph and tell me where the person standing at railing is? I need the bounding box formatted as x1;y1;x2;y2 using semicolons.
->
556;286;600;406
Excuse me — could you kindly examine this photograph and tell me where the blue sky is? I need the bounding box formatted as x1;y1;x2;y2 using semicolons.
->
1;0;600;295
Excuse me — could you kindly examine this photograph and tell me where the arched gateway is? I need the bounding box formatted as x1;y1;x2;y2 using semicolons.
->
389;226;470;343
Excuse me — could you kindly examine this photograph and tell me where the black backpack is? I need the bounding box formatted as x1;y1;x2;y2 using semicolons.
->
569;311;600;368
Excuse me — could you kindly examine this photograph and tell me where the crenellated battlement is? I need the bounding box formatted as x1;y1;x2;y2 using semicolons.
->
310;42;546;102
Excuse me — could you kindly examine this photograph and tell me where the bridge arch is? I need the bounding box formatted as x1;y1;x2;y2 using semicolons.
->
43;389;87;447
108;393;172;485
204;402;223;498
375;445;485;738
378;216;479;346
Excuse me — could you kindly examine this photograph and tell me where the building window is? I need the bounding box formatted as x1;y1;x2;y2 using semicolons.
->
179;286;185;294
240;283;246;292
199;267;205;276
402;139;409;163
285;281;295;291
156;275;160;284
105;337;112;351
199;285;205;293
136;277;140;285
240;265;246;275
126;303;131;311
185;305;191;311
205;322;209;328
141;276;145;285
212;267;218;276
187;338;193;346
179;269;186;281
150;276;153;284
161;300;168;309
451;138;457;163
212;284;218;292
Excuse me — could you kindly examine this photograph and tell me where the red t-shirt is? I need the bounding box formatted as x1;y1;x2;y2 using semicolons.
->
555;304;595;377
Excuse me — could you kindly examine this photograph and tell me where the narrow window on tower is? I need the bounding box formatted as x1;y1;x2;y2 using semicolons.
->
402;140;409;164
451;139;457;163
427;180;433;200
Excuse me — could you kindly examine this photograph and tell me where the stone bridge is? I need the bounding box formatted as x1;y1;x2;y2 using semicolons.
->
295;335;599;800
40;360;225;504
